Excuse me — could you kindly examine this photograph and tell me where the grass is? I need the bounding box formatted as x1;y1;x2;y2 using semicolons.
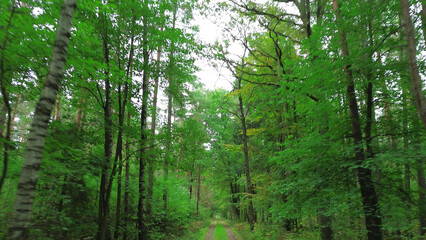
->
214;223;228;240
196;225;210;240
176;220;210;240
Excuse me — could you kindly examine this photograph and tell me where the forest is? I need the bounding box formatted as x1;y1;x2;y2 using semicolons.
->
0;0;425;239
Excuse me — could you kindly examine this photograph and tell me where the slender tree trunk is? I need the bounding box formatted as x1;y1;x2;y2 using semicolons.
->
112;91;124;240
0;6;15;193
138;7;150;239
164;5;177;210
7;1;76;238
114;152;123;240
0;102;6;138
9;93;20;136
196;163;201;214
420;0;426;42
176;116;183;172
164;80;172;210
332;1;383;239
113;32;134;240
400;0;426;129
416;157;426;236
123;112;131;240
237;78;255;230
318;209;333;240
97;14;113;240
55;94;61;120
189;158;194;200
147;41;162;216
76;90;83;130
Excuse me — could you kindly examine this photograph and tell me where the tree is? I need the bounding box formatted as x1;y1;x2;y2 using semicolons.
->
7;0;76;238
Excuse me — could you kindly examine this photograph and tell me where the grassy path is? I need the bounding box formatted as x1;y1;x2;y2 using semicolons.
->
204;221;216;240
222;221;238;240
204;220;239;240
214;223;227;239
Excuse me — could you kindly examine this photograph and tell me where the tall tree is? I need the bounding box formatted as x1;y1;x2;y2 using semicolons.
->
7;0;76;238
332;1;382;239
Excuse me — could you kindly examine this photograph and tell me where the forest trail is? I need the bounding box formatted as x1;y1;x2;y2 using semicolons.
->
222;221;238;240
205;220;238;240
205;221;216;240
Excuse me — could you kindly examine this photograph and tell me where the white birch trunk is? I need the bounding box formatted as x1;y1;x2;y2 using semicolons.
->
7;0;76;238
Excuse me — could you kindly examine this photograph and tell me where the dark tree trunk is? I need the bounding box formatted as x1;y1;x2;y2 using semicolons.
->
332;1;383;239
196;164;201;214
123;112;131;240
318;209;333;240
138;8;149;239
113;31;134;240
147;43;162;216
420;1;426;43
97;13;113;239
0;6;15;193
164;5;177;210
237;78;255;230
417;158;426;236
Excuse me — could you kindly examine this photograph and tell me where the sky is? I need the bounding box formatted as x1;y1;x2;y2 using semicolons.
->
192;0;290;91
193;9;234;91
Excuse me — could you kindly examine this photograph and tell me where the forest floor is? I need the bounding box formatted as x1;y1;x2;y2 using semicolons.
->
204;220;239;240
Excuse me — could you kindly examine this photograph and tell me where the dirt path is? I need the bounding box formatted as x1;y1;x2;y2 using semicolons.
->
205;221;216;240
222;221;238;240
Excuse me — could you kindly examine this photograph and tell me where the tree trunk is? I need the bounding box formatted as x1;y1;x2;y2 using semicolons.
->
332;1;383;239
176;116;183;172
7;0;76;238
420;0;426;43
9;93;20;137
97;14;113;240
416;157;426;236
318;209;333;240
400;0;426;129
55;94;61;120
237;78;255;230
147;42;162;216
164;5;177;210
0;6;15;194
138;7;149;239
196;163;201;214
123;112;131;240
113;31;134;240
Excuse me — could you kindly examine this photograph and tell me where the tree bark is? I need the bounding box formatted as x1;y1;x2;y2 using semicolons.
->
400;0;426;129
123;112;131;240
138;6;149;238
7;0;76;238
113;31;134;240
237;78;255;230
0;6;15;193
332;1;383;239
196;163;201;214
318;209;333;240
9;93;20;138
164;4;177;210
97;13;113;240
147;41;162;216
420;0;426;43
416;156;426;236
